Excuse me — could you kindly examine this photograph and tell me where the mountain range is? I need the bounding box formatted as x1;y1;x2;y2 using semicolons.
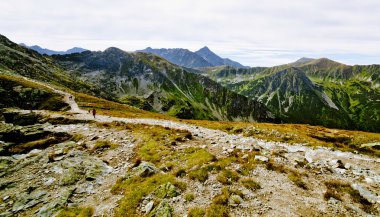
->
198;59;380;132
2;34;379;132
139;46;245;68
19;43;87;55
0;34;274;122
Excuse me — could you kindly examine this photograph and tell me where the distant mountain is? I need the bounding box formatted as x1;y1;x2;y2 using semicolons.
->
19;43;87;55
52;47;275;122
195;46;245;68
290;57;315;66
140;47;212;68
199;58;380;132
139;46;246;68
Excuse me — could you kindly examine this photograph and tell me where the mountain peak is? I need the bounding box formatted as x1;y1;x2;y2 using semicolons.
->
198;46;212;52
104;47;125;54
291;57;315;66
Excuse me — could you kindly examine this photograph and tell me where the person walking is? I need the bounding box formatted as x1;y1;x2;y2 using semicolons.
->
92;109;96;118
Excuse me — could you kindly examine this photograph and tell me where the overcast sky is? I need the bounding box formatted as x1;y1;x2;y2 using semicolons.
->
1;0;380;66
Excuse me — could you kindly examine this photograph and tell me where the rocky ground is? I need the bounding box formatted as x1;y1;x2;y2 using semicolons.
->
0;86;379;217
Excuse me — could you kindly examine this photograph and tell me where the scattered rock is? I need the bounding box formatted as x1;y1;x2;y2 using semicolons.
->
255;155;269;162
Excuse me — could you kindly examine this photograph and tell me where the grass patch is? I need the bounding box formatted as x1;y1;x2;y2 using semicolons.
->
185;193;195;202
188;207;206;217
216;169;240;185
175;168;187;178
241;178;261;190
92;140;118;151
189;167;209;182
112;173;185;217
265;160;287;173
130;124;193;166
206;204;229;217
56;207;94;217
71;133;84;142
183;148;216;169
288;171;307;190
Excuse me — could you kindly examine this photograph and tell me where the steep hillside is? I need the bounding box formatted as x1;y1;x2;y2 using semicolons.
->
228;68;354;129
53;48;275;122
0;35;101;96
199;59;380;132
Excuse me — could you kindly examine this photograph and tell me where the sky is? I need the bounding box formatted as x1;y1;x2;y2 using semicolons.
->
1;0;380;66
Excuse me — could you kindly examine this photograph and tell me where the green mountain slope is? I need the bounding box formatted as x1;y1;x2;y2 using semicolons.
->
0;35;101;96
52;48;276;122
199;59;380;132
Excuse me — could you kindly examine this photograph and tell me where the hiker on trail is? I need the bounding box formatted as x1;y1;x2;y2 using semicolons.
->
92;109;96;118
69;95;73;100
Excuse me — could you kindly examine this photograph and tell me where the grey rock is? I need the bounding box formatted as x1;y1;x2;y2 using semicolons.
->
12;190;47;212
132;161;160;178
351;184;380;204
255;155;269;162
148;200;173;217
37;188;74;217
145;201;154;213
154;182;179;199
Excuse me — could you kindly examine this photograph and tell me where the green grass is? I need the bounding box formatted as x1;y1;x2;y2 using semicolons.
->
112;173;186;217
185;193;195;202
241;178;261;190
92;140;118;151
216;169;240;185
56;207;94;217
188;207;206;217
189;167;209;182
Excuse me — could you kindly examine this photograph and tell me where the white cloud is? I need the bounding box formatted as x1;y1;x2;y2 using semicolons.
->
1;0;379;66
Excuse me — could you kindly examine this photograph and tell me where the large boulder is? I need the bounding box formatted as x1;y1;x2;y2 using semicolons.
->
131;161;160;178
